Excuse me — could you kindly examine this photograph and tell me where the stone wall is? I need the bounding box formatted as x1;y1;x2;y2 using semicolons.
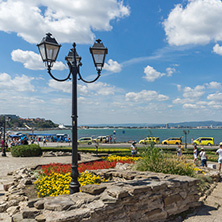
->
0;167;204;222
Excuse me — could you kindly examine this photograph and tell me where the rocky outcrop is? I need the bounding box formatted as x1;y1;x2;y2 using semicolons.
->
0;166;208;222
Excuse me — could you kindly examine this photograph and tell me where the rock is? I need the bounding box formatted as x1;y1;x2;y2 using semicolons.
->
6;205;19;216
22;207;40;219
80;184;106;195
0;212;12;222
44;198;74;211
3;182;14;191
106;185;129;198
20;178;33;186
0;203;8;213
164;194;183;207
100;191;117;204
28;199;40;208
35;214;46;222
208;164;217;169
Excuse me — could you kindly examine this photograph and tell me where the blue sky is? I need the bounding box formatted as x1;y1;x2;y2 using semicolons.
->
1;0;222;125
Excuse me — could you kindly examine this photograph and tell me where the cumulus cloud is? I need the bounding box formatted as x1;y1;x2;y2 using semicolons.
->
0;73;34;92
173;84;206;106
125;90;169;103
183;103;206;109
166;67;176;77
163;0;222;46
11;49;67;70
183;85;205;98
87;82;116;96
207;92;222;101
104;59;122;73
48;79;72;93
0;0;130;44
48;80;116;96
206;81;221;89
213;43;222;55
143;65;165;82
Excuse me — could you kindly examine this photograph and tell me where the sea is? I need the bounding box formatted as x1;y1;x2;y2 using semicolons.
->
19;128;222;145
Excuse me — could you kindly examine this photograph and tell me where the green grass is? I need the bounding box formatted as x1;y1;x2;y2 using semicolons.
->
40;146;219;162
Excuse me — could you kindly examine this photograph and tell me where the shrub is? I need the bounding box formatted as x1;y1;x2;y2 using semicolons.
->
11;144;42;157
135;147;195;177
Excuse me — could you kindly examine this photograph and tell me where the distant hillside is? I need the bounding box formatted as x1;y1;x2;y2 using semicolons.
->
168;121;222;128
0;115;58;129
84;120;222;128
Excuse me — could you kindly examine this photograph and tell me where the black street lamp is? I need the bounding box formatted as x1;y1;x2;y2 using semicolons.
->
1;115;10;157
37;33;108;194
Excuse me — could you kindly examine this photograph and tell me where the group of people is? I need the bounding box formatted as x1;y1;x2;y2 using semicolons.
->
130;140;222;172
193;143;222;171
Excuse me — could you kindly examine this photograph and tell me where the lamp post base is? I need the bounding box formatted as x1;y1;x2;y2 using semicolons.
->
69;184;80;194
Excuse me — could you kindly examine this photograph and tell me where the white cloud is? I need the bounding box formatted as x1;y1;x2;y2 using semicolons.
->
206;81;221;89
104;59;122;73
87;82;116;96
182;103;207;109
125;90;169;103
11;49;66;70
163;0;222;46
207;92;222;101
166;67;176;77
177;84;182;91
173;85;206;107
213;43;222;55
0;73;34;92
183;104;199;109
0;0;130;44
48;79;71;93
48;80;116;96
143;65;165;82
183;85;205;98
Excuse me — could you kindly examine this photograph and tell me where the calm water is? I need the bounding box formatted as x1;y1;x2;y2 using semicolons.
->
21;128;222;145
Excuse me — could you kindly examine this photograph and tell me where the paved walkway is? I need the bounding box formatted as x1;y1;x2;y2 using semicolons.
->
183;181;222;222
0;152;101;194
0;152;101;177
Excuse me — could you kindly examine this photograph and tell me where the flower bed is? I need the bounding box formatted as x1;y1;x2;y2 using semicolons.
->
35;155;139;197
35;171;106;197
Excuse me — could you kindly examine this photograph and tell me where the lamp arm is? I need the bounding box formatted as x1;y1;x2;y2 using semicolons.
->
78;70;101;83
47;66;72;82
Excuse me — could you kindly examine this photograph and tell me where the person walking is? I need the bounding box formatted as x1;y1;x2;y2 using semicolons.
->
130;141;137;157
177;143;182;160
216;142;222;172
199;147;207;167
193;145;199;165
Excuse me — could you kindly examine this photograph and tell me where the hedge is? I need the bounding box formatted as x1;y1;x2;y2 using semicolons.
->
11;144;42;157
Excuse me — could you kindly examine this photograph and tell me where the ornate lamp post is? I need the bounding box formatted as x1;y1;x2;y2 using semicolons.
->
37;33;108;194
1;115;10;157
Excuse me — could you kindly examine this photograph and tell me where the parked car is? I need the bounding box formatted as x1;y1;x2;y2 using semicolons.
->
139;137;160;144
93;136;109;143
162;137;182;145
77;137;93;145
192;137;214;146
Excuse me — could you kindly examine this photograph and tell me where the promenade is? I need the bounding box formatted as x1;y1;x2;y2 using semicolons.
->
1;146;222;221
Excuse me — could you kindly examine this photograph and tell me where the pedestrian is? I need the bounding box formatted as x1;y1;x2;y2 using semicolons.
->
193;145;199;165
177;143;182;160
43;137;47;146
216;142;222;172
199;147;207;167
130;141;137;157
